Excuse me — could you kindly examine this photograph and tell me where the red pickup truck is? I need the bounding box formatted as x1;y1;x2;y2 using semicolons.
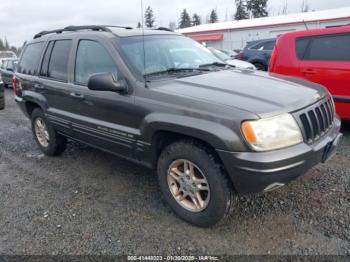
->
269;26;350;120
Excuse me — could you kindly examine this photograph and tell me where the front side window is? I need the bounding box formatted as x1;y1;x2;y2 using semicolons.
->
17;42;44;75
303;34;350;61
75;40;118;85
47;40;72;81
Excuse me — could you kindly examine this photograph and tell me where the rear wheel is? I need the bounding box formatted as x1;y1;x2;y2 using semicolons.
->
157;140;234;227
31;108;67;156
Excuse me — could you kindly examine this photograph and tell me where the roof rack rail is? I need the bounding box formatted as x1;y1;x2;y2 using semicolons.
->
155;27;173;32
33;25;134;39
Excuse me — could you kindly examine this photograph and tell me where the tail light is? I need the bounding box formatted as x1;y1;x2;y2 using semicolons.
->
237;52;244;60
269;37;280;72
12;75;22;97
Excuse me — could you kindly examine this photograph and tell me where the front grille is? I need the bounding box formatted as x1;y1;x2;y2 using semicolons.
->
297;98;335;143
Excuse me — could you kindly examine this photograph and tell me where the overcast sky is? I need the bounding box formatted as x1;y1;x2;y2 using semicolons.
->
0;0;349;47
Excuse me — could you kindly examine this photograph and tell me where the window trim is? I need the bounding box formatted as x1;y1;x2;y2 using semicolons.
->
74;39;119;87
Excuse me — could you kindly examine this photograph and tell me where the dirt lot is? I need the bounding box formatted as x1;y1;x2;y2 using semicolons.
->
0;89;349;256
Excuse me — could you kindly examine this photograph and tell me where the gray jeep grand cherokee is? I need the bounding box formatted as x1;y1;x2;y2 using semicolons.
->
14;26;342;227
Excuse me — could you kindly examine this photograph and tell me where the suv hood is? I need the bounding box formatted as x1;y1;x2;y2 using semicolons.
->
152;69;327;117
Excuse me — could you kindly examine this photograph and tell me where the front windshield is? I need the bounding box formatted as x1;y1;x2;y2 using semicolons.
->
119;35;223;78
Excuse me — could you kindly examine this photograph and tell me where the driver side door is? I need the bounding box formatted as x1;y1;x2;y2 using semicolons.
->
68;39;137;159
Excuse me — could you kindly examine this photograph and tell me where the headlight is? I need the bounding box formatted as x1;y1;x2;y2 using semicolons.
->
241;114;303;151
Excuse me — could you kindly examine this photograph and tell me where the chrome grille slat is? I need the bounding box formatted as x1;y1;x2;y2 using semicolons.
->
297;98;335;144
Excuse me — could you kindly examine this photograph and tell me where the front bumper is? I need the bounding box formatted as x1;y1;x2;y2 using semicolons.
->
218;118;342;194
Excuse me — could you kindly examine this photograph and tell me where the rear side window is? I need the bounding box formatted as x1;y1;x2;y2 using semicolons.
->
17;42;44;75
75;40;118;85
262;41;276;51
302;34;350;61
250;40;275;51
47;40;72;81
40;41;54;76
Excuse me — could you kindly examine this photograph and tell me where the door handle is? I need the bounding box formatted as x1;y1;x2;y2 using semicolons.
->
70;92;85;100
301;69;316;75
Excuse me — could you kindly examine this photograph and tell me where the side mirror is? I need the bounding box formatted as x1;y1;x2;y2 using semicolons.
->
88;73;128;94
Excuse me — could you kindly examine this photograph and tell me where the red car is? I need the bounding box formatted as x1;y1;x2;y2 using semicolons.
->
269;26;350;121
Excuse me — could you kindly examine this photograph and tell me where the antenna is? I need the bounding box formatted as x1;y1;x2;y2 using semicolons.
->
141;0;147;87
302;19;309;30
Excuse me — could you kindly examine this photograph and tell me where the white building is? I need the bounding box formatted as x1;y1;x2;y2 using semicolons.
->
177;7;350;50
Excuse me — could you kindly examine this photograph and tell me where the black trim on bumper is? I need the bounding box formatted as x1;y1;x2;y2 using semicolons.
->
218;118;342;194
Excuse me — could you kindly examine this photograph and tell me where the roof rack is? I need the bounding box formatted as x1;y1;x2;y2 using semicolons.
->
33;25;134;39
155;27;173;32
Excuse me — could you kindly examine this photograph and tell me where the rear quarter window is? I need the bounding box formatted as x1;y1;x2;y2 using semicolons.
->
17;42;44;75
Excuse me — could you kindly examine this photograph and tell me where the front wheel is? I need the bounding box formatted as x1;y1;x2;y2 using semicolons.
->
157;140;234;227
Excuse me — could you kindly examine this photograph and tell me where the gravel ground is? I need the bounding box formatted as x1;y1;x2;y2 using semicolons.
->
0;89;349;256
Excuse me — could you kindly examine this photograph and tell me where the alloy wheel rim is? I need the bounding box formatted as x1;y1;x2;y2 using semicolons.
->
167;159;210;212
34;118;50;147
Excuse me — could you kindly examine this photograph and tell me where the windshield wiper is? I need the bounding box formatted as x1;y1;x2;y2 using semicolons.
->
144;68;210;78
199;62;228;69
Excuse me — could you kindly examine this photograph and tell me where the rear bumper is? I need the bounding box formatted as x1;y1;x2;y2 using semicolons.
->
218;118;342;194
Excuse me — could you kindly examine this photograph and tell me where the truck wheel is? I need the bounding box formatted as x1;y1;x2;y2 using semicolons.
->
157;140;234;227
31;108;67;156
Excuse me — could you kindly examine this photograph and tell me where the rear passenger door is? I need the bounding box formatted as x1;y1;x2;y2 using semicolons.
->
39;39;74;134
68;39;136;158
298;33;350;118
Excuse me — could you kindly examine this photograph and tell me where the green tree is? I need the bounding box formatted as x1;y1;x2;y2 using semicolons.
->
168;22;177;31
145;6;155;28
4;38;9;49
247;0;268;18
234;0;249;20
209;9;218;23
0;38;4;50
192;13;201;26
179;9;192;29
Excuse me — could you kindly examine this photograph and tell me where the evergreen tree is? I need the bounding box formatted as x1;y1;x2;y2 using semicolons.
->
4;38;9;49
192;13;201;26
0;39;4;50
234;0;249;20
137;22;142;28
209;9;218;23
168;22;177;31
145;6;155;28
179;9;192;29
247;0;268;18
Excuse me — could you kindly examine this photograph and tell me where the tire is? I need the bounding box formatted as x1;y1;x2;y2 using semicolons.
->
157;139;234;227
0;97;4;110
31;108;67;156
253;62;266;71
